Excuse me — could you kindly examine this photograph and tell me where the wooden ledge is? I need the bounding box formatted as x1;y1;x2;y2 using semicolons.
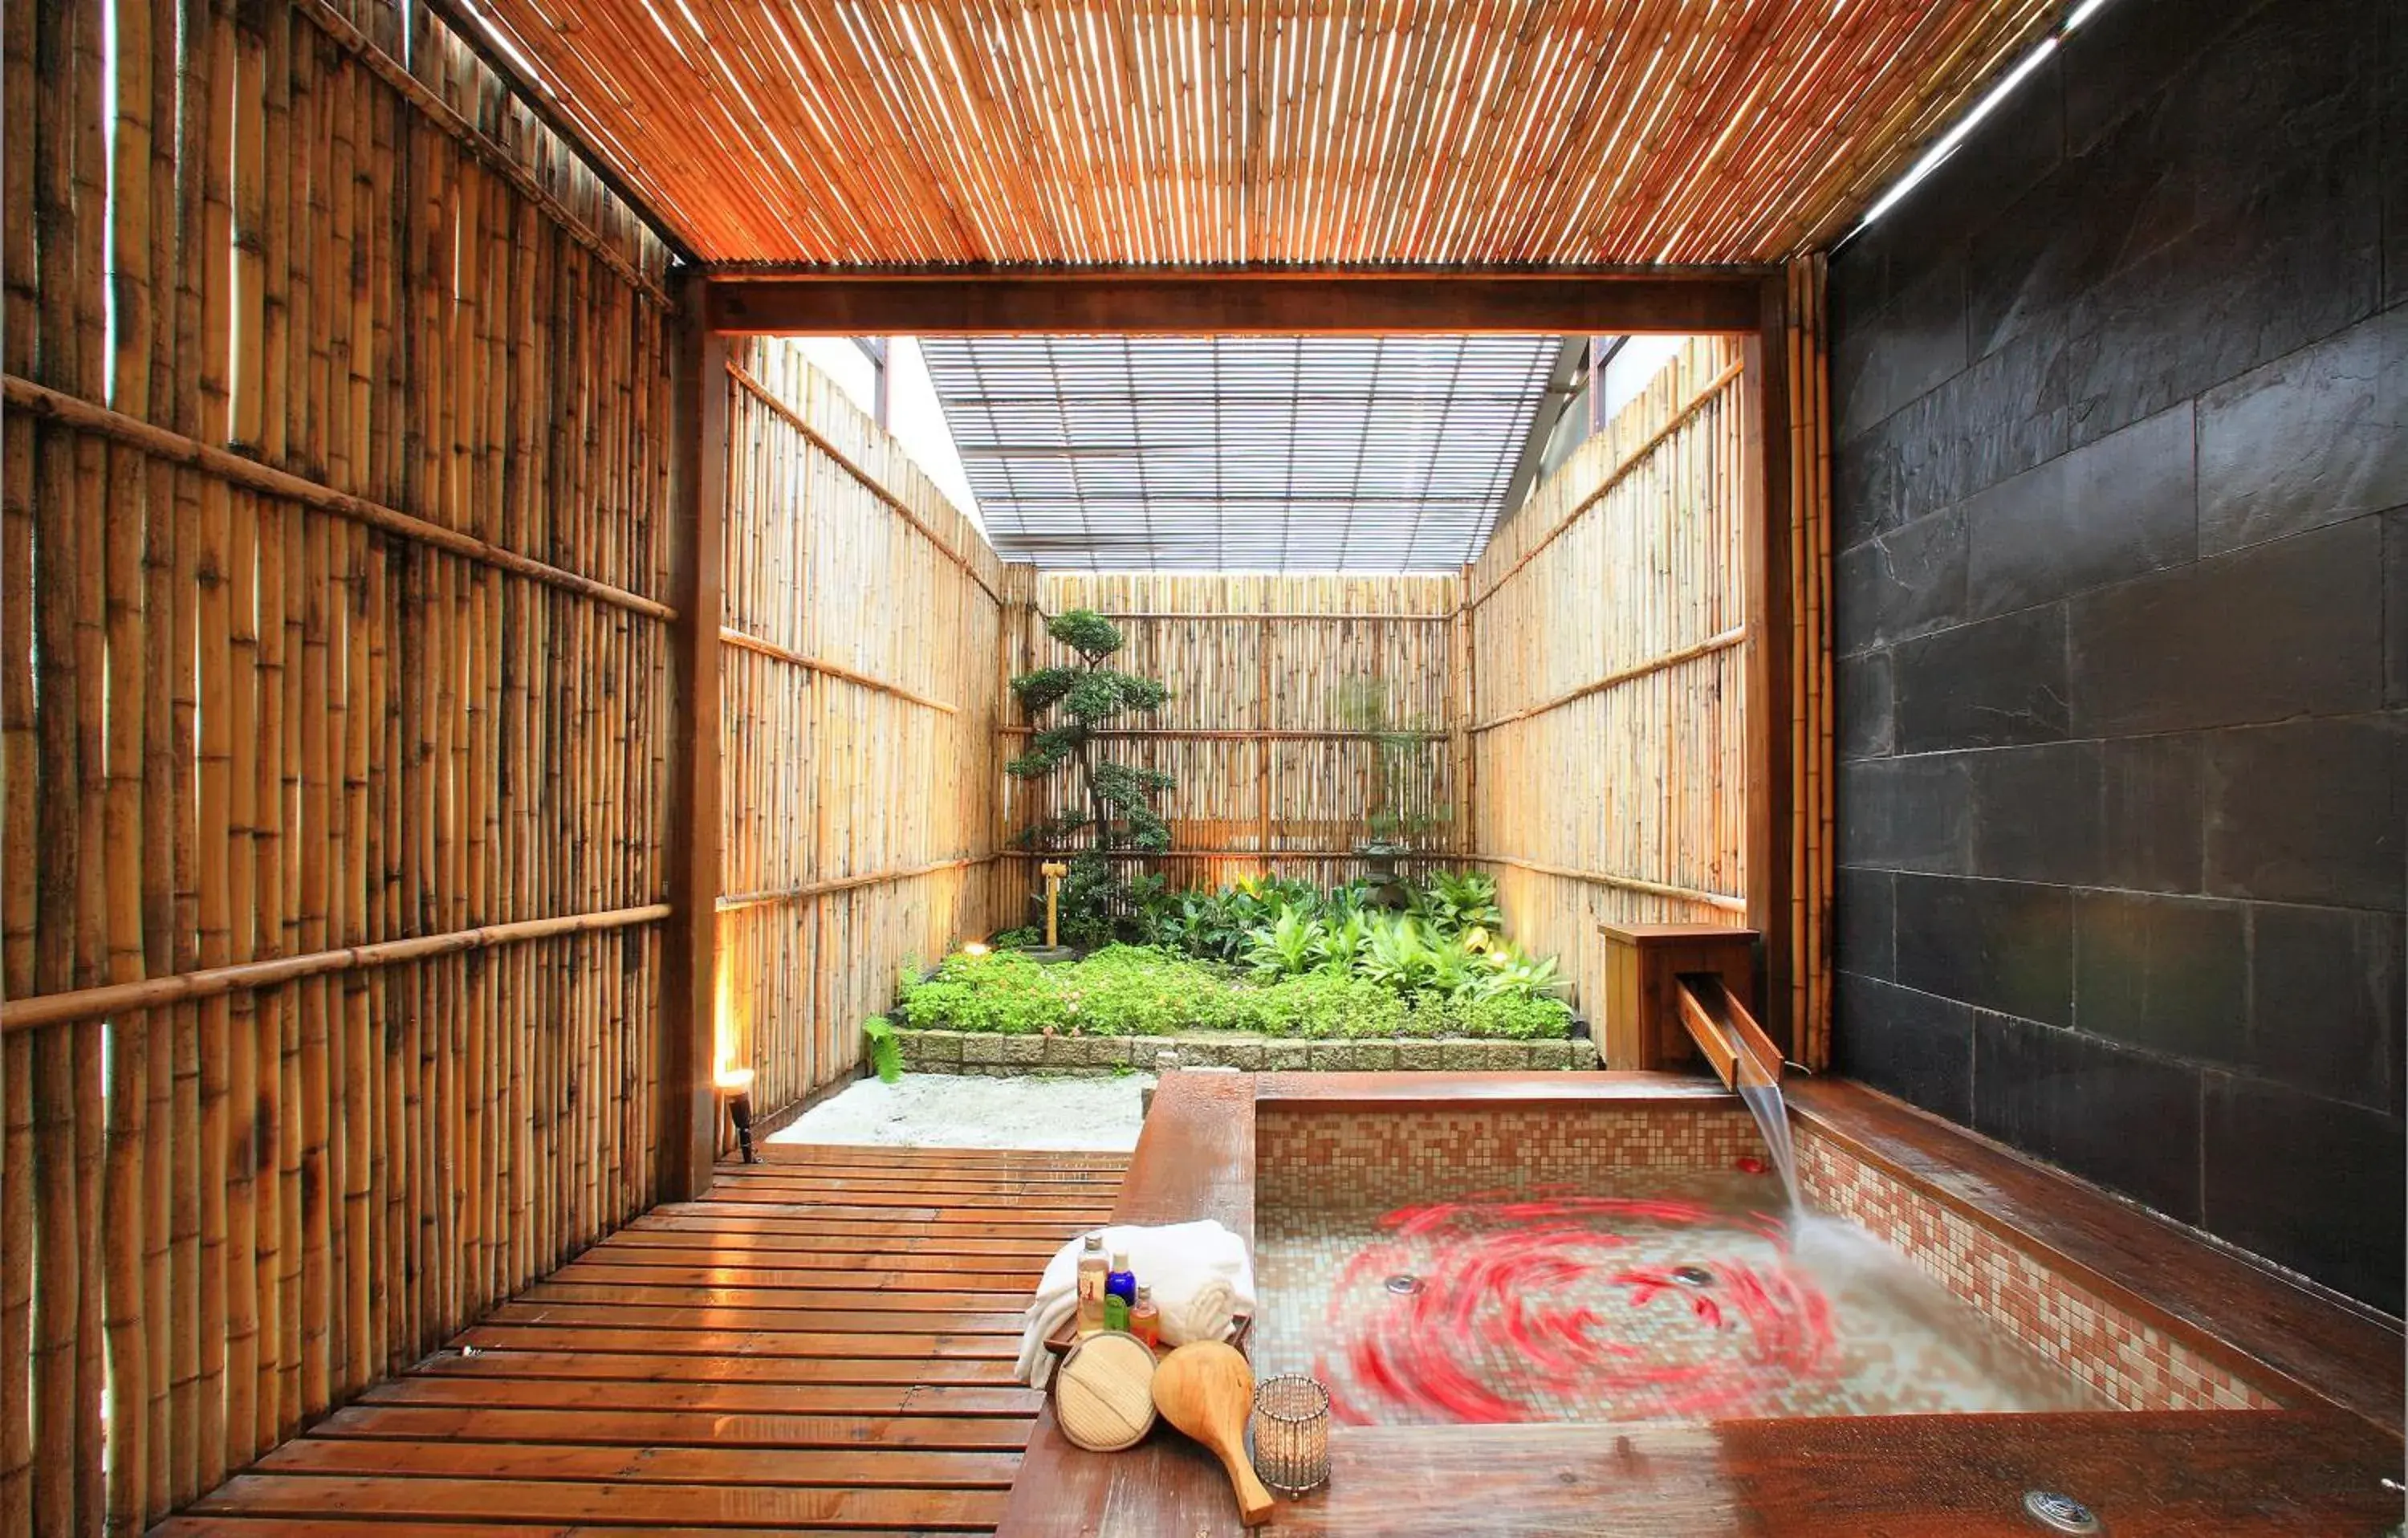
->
1785;1078;2405;1436
1255;1068;1730;1109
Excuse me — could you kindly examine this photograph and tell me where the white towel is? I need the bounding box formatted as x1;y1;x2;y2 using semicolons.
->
1015;1220;1256;1388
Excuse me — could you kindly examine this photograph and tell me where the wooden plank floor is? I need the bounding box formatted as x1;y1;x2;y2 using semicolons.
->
155;1143;1125;1536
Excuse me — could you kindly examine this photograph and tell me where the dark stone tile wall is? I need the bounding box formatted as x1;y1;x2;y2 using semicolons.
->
1828;0;2406;1313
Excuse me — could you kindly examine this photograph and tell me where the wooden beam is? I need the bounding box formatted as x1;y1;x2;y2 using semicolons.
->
661;307;726;1202
700;269;1770;336
1742;278;1797;1063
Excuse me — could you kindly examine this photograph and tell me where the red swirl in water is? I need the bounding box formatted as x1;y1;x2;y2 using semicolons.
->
1312;1190;1837;1424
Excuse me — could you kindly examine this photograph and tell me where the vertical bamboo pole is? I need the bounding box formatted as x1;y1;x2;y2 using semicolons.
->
101;0;159;1524
1;0;39;1520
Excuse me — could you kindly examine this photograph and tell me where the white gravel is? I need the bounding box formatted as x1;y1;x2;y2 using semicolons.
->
768;1072;1155;1150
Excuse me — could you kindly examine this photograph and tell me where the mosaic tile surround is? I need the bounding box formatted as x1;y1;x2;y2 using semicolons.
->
1255;1105;2283;1418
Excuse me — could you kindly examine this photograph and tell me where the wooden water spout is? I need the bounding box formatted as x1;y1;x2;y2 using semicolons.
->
1674;973;1784;1091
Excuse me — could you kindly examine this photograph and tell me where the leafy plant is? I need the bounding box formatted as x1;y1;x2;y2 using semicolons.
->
1411;869;1503;946
1243;908;1326;979
1007;609;1176;942
862;1015;905;1083
988;926;1043;950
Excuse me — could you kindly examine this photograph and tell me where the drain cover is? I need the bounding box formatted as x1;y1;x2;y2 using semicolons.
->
1672;1265;1714;1287
1384;1274;1423;1296
2022;1491;2100;1534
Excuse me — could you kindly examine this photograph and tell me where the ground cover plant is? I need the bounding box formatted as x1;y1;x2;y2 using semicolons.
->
900;870;1575;1041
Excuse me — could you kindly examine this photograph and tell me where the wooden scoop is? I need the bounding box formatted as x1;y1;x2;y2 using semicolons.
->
1151;1341;1275;1528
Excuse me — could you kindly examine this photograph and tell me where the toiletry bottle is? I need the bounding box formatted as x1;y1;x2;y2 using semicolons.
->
1129;1284;1160;1349
1106;1251;1137;1308
1075;1234;1109;1337
1102;1291;1129;1333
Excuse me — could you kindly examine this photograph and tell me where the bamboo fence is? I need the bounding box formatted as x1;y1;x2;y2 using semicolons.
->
718;340;1007;1119
454;0;2060;267
1463;336;1752;1060
999;573;1462;911
0;0;682;1531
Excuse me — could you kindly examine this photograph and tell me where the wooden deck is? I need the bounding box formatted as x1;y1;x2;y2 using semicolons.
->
154;1142;1126;1536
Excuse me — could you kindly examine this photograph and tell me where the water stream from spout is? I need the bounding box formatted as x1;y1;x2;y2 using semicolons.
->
1734;1064;1802;1213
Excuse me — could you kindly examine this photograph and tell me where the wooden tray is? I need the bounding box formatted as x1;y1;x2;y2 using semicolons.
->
1045;1310;1251;1363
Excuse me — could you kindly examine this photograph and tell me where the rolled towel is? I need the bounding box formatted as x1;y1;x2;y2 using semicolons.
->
1016;1219;1255;1387
1157;1275;1236;1349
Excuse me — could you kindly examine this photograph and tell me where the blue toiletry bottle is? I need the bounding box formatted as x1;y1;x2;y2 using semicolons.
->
1106;1251;1137;1311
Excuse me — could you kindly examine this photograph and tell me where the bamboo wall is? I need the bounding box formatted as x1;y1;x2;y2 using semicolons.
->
999;573;1463;918
718;340;1007;1118
0;0;684;1531
1465;336;1752;1056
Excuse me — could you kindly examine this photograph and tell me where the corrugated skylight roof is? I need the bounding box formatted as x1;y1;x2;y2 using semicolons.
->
917;335;1562;572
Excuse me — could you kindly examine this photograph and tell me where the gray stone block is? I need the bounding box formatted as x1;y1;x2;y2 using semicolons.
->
1080;1036;1133;1068
999;1035;1046;1066
905;1029;961;1065
1263;1041;1312;1072
1306;1041;1351;1070
1211;1039;1264;1071
1477;1040;1532;1069
1349;1041;1397;1071
1397;1041;1447;1072
960;1035;1007;1065
1528;1040;1573;1071
1042;1034;1084;1067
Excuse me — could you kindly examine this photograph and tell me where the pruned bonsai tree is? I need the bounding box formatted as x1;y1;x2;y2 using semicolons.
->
1008;609;1174;946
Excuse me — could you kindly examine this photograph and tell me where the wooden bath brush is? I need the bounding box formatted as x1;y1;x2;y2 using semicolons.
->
1152;1341;1275;1527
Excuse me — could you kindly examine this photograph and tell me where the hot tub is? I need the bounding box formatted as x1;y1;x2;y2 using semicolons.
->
998;1072;2402;1536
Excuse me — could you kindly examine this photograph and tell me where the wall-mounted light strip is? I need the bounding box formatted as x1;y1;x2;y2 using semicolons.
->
1842;0;2117;242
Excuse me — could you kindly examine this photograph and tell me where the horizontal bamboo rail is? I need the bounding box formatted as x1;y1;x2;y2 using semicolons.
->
1;907;672;1034
725;361;1000;607
1070;610;1458;624
288;0;673;308
1468;359;1747;613
718;627;958;714
1474;855;1748;915
999;848;1409;861
716;857;996;913
1000;726;1447;743
1470;627;1748;734
2;376;677;622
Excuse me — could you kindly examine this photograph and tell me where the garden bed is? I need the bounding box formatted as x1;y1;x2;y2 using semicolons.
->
896;1027;1590;1076
875;872;1593;1079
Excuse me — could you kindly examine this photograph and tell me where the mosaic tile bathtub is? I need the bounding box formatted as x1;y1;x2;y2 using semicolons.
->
1252;1104;2281;1425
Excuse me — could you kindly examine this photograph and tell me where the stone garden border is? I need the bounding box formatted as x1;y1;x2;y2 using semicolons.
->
893;1027;1595;1076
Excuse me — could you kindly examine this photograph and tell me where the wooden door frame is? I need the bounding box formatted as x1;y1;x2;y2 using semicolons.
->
662;266;1800;1186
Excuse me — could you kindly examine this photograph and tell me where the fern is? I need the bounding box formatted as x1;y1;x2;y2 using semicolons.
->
863;1015;905;1084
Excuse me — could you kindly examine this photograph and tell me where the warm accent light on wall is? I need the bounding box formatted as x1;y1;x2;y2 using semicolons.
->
962;941;992;957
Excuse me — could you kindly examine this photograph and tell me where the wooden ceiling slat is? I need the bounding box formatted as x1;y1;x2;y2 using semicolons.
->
457;0;2060;266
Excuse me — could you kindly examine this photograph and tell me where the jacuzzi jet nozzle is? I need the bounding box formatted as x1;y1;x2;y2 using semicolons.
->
1384;1274;1423;1296
1673;1264;1714;1288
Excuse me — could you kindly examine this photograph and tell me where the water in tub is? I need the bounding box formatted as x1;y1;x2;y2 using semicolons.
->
1253;1137;2105;1425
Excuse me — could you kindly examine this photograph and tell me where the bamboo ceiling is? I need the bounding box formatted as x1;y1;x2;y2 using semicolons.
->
459;0;2061;267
